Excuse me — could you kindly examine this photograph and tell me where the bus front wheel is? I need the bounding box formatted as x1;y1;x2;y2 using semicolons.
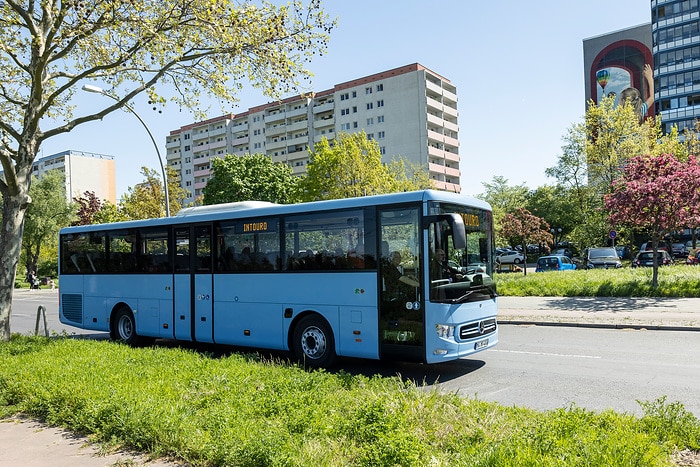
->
293;315;336;368
111;306;141;346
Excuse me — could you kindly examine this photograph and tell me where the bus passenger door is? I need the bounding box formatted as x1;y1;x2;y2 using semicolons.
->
193;225;213;343
173;225;214;343
378;207;424;362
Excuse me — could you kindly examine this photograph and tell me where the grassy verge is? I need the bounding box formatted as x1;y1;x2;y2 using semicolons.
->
1;336;699;466
496;264;700;297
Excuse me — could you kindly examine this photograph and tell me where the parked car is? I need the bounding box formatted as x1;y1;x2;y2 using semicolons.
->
535;255;577;272
584;247;622;269
672;243;687;258
495;250;525;264
632;250;674;267
640;241;670;252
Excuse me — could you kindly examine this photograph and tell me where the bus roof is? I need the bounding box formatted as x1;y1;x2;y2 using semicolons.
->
60;190;491;233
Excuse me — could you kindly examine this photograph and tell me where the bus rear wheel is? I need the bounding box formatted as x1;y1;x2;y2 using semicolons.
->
293;315;336;368
111;306;142;346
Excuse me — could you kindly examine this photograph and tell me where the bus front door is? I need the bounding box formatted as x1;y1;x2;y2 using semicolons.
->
378;207;424;362
173;225;214;343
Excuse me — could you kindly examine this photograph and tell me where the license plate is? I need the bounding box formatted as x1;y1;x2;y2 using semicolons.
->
474;338;489;350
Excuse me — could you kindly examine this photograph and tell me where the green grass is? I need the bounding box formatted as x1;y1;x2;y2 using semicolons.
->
1;336;699;466
496;264;700;297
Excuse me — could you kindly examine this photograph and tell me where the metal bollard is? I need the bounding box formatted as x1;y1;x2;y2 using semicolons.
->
35;305;48;337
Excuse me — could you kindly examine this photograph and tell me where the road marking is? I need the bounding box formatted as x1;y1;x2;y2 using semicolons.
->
493;349;602;359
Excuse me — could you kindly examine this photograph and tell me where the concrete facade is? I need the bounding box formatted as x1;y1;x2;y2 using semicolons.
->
166;63;460;203
32;150;116;204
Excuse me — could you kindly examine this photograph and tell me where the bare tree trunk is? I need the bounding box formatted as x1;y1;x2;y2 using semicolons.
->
0;193;29;341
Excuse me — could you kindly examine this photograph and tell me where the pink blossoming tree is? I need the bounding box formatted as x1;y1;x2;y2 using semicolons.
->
605;154;700;286
500;208;553;276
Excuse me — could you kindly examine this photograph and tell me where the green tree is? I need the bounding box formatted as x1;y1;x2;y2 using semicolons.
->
202;154;301;205
0;0;333;340
120;167;178;220
585;95;657;196
22;172;76;278
477;176;529;246
302;132;426;201
94;201;128;224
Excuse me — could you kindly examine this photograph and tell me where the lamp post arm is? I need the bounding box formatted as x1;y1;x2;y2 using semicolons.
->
82;85;170;217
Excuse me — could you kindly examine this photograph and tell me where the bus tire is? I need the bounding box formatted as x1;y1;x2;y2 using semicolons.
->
292;315;336;368
111;306;142;346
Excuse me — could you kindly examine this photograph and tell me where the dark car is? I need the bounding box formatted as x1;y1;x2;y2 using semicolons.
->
535;255;576;272
632;250;674;268
584;247;622;269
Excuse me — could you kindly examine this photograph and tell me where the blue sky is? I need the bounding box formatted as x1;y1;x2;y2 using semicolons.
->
40;0;651;199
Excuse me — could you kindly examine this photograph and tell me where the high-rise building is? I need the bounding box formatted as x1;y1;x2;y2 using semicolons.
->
651;0;700;134
583;24;654;123
32;150;116;204
166;63;460;203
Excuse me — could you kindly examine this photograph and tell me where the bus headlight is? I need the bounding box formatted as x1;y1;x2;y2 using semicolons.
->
435;324;455;339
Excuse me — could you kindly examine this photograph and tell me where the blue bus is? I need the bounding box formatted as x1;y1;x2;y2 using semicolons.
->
58;190;497;367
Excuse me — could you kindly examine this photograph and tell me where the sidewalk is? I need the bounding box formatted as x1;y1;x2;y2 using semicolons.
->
498;295;700;330
2;296;700;466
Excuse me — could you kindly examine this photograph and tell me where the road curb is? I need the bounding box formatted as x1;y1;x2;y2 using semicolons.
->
498;319;700;332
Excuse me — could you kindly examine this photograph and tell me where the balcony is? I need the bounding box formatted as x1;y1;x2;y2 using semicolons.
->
286;106;308;118
193;167;210;178
266;138;287;150
443;104;458;118
230;135;249;146
313;101;335;113
266;111;285;123
286;120;309;133
314;116;335;128
266;125;286;136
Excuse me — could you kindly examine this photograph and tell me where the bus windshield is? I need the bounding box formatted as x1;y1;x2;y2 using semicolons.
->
427;202;496;304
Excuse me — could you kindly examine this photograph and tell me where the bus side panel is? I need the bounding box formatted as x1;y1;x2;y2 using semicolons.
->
338;306;379;359
59;275;87;328
212;272;378;357
212;274;284;349
82;275;174;339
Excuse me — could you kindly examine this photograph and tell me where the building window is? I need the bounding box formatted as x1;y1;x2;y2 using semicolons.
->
352;91;357;98
352;106;357;113
377;115;385;123
185;157;191;163
254;142;262;149
253;116;261;122
341;108;350;116
184;145;191;152
184;134;190;140
367;133;374;140
366;118;374;125
340;92;349;100
377;100;384;107
380;146;386;155
378;131;385;139
376;84;384;92
365;87;372;94
253;129;261;136
366;103;373;110
341;123;351;131
353;121;358;129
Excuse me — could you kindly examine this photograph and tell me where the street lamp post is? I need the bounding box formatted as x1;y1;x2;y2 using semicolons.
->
81;84;170;217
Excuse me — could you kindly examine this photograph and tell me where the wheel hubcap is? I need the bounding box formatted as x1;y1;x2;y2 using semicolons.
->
301;326;326;359
118;315;133;340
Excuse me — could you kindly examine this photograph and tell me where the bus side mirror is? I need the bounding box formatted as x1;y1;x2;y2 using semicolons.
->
423;213;466;249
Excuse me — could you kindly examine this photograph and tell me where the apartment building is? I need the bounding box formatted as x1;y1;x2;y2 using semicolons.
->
31;150;117;204
166;63;461;203
652;0;700;134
